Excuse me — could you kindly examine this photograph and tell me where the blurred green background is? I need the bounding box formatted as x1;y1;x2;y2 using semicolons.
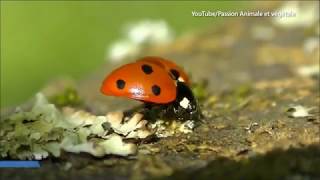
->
1;1;250;107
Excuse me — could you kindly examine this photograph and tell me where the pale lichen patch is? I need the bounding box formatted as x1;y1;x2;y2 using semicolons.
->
0;93;153;159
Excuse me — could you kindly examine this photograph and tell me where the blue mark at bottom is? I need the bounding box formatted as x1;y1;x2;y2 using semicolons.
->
0;161;40;168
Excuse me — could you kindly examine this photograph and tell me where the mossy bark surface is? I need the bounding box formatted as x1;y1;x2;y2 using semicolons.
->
1;4;319;180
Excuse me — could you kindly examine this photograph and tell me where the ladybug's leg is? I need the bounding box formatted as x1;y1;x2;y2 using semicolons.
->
130;82;201;122
124;102;161;121
123;103;145;117
144;102;155;110
141;102;165;121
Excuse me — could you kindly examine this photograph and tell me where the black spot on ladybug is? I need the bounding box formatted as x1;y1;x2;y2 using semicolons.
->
170;69;180;80
168;72;176;80
152;85;161;96
141;64;153;74
116;79;126;89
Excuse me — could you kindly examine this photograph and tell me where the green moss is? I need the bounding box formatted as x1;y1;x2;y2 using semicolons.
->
49;87;82;107
191;80;210;103
233;84;252;98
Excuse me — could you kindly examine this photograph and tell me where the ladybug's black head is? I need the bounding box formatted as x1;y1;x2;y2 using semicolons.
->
172;82;200;121
139;81;201;122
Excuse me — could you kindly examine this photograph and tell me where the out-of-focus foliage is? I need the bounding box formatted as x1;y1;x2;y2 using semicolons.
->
191;80;210;102
1;1;250;107
49;87;82;107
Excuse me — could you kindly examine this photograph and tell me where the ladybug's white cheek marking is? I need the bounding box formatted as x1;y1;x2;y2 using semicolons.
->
179;97;190;109
178;77;185;82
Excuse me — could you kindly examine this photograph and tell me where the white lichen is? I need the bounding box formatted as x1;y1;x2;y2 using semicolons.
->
150;119;195;138
99;134;137;156
107;40;140;63
126;20;173;45
287;105;315;118
61;134;137;157
1;93;152;159
106;112;152;139
245;122;259;134
304;37;319;54
150;120;174;138
297;64;319;78
1;92;197;160
178;120;195;134
107;20;173;62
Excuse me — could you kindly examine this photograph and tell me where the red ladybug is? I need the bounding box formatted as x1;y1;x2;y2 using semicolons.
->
100;60;176;103
136;56;190;85
100;56;199;120
100;56;190;103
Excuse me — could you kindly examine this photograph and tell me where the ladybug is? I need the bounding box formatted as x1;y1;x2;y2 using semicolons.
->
136;56;190;85
100;56;199;120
